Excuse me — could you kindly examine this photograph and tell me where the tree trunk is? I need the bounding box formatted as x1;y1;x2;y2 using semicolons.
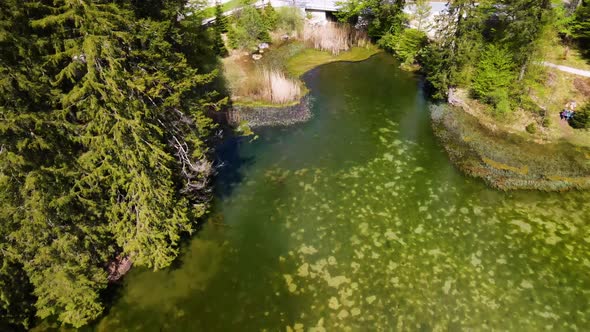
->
518;63;527;81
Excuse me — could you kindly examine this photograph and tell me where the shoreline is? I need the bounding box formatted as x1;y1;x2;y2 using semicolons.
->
228;96;312;127
431;102;590;191
226;47;381;127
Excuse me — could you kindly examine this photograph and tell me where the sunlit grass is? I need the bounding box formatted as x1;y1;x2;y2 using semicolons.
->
543;41;590;71
200;0;242;18
286;45;380;77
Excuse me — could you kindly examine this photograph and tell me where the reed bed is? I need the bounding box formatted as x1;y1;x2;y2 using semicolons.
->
226;61;302;104
303;22;369;55
261;69;302;104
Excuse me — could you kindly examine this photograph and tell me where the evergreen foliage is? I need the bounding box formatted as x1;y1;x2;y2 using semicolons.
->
420;0;553;101
420;0;483;97
227;5;270;50
379;28;427;66
276;7;304;34
0;0;218;328
213;3;229;57
262;3;279;31
570;0;590;55
213;27;229;57
420;42;451;100
570;103;590;129
471;44;515;111
215;2;228;33
337;0;407;39
410;0;431;31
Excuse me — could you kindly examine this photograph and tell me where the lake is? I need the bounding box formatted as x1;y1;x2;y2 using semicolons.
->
95;53;590;331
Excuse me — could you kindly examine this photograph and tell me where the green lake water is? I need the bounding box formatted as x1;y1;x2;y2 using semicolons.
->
95;54;590;331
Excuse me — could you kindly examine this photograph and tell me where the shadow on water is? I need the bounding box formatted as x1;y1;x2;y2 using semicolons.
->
212;132;256;199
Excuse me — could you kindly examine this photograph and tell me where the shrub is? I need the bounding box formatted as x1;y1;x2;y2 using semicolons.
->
486;88;512;114
526;123;538;134
276;7;304;35
472;44;516;107
542;117;551;127
570;104;590;129
262;3;278;31
494;92;511;114
378;28;427;66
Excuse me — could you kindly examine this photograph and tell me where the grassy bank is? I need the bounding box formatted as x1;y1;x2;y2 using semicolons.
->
223;41;379;108
286;45;380;77
432;102;590;191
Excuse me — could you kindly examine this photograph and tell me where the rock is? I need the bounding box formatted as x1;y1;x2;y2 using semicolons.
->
252;54;262;61
72;54;87;64
281;34;290;41
258;42;269;49
227;97;312;127
107;255;133;282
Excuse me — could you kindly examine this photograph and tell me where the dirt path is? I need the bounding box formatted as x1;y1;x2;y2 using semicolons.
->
543;62;590;78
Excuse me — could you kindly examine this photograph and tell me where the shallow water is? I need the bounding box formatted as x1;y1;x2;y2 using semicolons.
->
95;54;590;331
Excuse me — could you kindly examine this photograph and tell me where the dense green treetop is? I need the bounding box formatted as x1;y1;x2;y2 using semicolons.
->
1;0;219;328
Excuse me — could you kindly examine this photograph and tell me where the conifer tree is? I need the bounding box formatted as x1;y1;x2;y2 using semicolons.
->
472;44;515;112
1;0;217;327
213;2;229;56
262;2;278;31
424;0;482;98
213;27;229;56
500;0;553;80
215;2;228;33
571;0;590;49
410;0;431;31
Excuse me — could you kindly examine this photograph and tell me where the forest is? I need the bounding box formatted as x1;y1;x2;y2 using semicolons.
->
1;0;222;328
1;0;590;329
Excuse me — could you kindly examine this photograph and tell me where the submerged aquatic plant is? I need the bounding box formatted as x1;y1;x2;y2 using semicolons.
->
259;120;590;330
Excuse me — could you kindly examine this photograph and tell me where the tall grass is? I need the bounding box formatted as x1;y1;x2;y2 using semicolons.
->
226;60;302;104
261;69;301;104
303;22;369;55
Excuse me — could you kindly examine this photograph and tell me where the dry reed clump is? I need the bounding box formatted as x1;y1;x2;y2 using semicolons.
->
261;69;301;104
303;22;368;55
232;67;301;104
223;52;302;105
